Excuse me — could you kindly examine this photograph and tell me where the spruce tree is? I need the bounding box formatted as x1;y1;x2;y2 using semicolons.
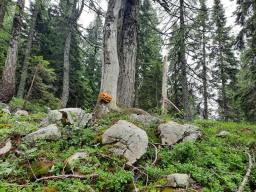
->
235;0;256;121
136;0;162;111
211;0;238;120
168;24;183;117
191;0;211;119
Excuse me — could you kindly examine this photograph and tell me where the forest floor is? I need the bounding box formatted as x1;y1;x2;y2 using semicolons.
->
0;105;256;192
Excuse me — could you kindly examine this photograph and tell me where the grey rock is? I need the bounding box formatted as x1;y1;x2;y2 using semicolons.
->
48;108;92;128
23;124;61;142
65;152;88;165
183;131;202;142
15;109;29;117
1;108;11;115
129;114;160;125
158;122;186;145
167;173;191;188
158;122;202;145
0;102;9;110
184;124;200;132
0;139;12;156
102;120;148;165
0;102;10;114
217;131;231;137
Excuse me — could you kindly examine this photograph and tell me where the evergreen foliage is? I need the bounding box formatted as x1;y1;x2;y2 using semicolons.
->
136;0;162;112
235;0;256;121
211;0;238;120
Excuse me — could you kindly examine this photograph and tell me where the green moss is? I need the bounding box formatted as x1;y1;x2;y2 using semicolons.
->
30;161;53;177
161;188;174;192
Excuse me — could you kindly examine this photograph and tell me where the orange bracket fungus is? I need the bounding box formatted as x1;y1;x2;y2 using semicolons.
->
99;92;112;103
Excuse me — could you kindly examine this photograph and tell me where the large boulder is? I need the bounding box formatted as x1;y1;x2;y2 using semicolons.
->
158;122;186;145
129;114;160;125
23;124;61;142
158;122;201;145
102;120;148;165
183;124;202;142
166;173;192;188
48;108;92;128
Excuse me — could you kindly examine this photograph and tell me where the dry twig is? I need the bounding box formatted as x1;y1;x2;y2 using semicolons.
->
150;143;158;165
35;173;98;182
237;152;253;192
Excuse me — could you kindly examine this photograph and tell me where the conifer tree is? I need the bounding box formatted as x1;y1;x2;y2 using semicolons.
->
168;24;183;116
136;0;162;111
191;0;211;119
235;0;256;120
211;0;238;119
17;0;41;98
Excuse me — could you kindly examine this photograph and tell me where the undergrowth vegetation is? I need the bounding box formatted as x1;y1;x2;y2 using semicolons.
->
0;110;255;192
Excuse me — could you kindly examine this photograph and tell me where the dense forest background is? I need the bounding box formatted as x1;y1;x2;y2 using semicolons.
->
0;0;255;122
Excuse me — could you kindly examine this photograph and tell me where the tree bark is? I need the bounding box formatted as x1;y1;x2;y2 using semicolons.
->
99;0;125;110
117;0;138;107
161;56;168;115
179;0;192;120
202;26;208;119
61;0;84;107
218;41;227;120
0;0;24;102
0;0;6;27
17;4;39;98
61;30;71;107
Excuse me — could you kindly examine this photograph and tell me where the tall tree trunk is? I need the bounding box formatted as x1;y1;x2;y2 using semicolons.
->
61;30;71;107
202;28;208;119
0;0;6;27
179;0;192;120
161;56;168;115
61;0;84;107
17;5;39;98
117;0;138;107
0;0;24;102
99;0;125;110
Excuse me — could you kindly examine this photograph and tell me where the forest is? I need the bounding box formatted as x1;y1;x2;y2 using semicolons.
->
0;0;256;191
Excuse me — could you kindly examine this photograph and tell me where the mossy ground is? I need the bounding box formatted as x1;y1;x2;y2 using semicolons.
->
0;110;255;192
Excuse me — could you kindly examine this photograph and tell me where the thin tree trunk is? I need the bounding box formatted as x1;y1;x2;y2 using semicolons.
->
218;41;227;120
61;30;71;107
0;0;24;102
0;0;6;27
117;0;138;107
23;64;39;109
179;0;192;120
202;27;208;119
17;5;39;98
220;59;227;120
161;56;168;115
99;0;125;110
